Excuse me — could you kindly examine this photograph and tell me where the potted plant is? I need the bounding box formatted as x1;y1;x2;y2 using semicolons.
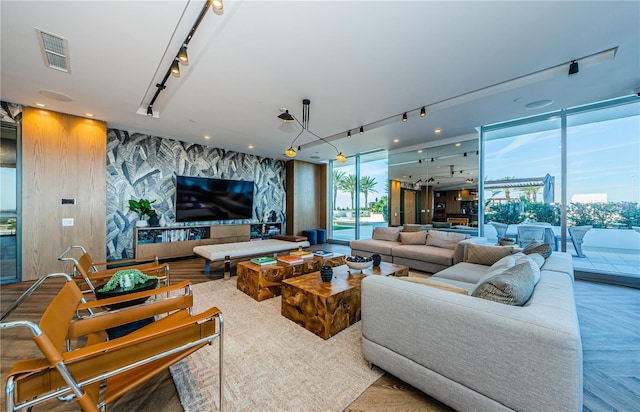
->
129;198;157;227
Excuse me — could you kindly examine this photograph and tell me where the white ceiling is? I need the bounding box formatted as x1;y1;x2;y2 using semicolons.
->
2;0;639;188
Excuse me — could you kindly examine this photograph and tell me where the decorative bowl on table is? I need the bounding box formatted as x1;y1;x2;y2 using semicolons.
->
345;255;373;272
499;237;517;246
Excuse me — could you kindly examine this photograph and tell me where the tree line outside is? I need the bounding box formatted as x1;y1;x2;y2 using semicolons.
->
332;171;387;217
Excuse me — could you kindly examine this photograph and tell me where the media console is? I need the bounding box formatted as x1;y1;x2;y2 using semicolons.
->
134;222;282;259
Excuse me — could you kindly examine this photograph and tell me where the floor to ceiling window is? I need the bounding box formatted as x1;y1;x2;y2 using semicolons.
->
480;95;640;284
1;121;20;283
329;150;387;243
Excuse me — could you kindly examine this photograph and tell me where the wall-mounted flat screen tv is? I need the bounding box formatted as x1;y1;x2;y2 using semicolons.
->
175;175;254;222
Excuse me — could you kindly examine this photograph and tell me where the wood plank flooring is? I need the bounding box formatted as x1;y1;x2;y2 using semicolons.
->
1;245;638;411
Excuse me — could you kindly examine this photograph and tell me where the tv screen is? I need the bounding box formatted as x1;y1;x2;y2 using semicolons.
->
175;176;254;222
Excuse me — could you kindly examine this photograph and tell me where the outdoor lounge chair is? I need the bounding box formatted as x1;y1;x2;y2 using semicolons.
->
0;274;223;412
59;245;170;293
568;225;592;258
517;225;546;247
488;222;509;241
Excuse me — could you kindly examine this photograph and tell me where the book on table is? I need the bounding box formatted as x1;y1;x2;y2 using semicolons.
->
250;256;277;266
313;250;333;257
277;255;304;265
289;250;314;258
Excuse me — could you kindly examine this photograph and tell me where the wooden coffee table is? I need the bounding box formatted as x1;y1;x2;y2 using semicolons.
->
281;262;408;339
237;254;346;301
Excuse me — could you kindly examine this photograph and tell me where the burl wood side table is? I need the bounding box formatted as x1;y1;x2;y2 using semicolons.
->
237;254;346;302
280;262;408;339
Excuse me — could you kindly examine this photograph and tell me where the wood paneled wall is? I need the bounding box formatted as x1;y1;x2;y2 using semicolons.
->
389;180;401;226
21;107;106;280
285;160;327;236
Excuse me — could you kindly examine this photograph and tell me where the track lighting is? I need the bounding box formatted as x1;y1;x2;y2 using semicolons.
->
178;46;189;64
420;106;426;117
170;59;180;77
402;112;407;122
428;177;434;183
146;106;153;117
568;60;579;75
359;126;364;134
347;130;351;138
418;159;422;164
463;152;467;157
431;158;435;162
211;0;224;15
285;146;297;157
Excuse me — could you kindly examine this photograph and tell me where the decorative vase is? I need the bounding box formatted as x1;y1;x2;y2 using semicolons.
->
320;265;333;282
159;214;167;227
148;215;160;227
371;254;382;267
135;219;149;228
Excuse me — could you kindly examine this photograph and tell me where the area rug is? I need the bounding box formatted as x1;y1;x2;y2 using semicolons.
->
169;278;383;412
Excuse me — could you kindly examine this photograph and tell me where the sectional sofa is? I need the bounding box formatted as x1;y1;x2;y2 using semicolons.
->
360;245;582;412
349;226;484;273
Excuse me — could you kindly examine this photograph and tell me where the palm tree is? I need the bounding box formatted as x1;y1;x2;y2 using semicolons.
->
501;176;516;200
332;170;347;207
342;174;358;210
360;176;378;209
521;186;541;203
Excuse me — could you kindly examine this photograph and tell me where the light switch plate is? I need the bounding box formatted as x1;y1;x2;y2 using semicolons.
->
62;218;74;227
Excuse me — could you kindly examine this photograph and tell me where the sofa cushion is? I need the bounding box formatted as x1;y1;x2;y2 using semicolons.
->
396;276;469;295
426;230;468;250
433;262;490;284
399;230;427;245
350;239;399;256
392;245;454;267
523;239;552;259
471;262;536;306
372;227;401;241
464;243;514;266
479;254;517;282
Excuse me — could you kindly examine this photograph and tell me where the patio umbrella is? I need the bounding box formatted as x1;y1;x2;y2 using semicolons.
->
543;173;554;204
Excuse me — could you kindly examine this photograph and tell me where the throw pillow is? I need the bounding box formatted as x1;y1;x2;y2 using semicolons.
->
372;227;401;242
464;243;514;266
397;276;469;295
426;230;469;250
523;239;552;259
399;230;428;245
514;254;542;285
471;262;535;306
402;224;425;232
479;254;516;282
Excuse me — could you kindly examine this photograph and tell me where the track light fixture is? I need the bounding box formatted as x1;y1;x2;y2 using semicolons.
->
170;59;180;77
347;130;351;138
420;106;426;117
568;60;579;75
144;0;223;118
360;126;364;134
279;98;346;162
428;177;435;183
402;112;407;122
463;152;467;157
178;46;189;64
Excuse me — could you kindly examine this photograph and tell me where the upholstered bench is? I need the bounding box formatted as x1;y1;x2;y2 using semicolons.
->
193;238;310;280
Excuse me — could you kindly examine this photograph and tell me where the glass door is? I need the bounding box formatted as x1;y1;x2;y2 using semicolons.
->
1;121;20;283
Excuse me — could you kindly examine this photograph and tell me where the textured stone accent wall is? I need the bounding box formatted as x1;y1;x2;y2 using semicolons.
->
106;129;286;260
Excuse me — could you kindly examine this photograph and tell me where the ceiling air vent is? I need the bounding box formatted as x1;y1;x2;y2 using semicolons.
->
35;28;71;73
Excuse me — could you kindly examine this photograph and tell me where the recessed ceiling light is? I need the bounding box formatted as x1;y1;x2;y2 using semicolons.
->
310;155;320;159
35;103;46;107
204;135;211;139
85;113;94;117
525;99;554;109
248;145;254;149
393;138;399;143
434;128;442;134
417;150;423;153
455;143;461;146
